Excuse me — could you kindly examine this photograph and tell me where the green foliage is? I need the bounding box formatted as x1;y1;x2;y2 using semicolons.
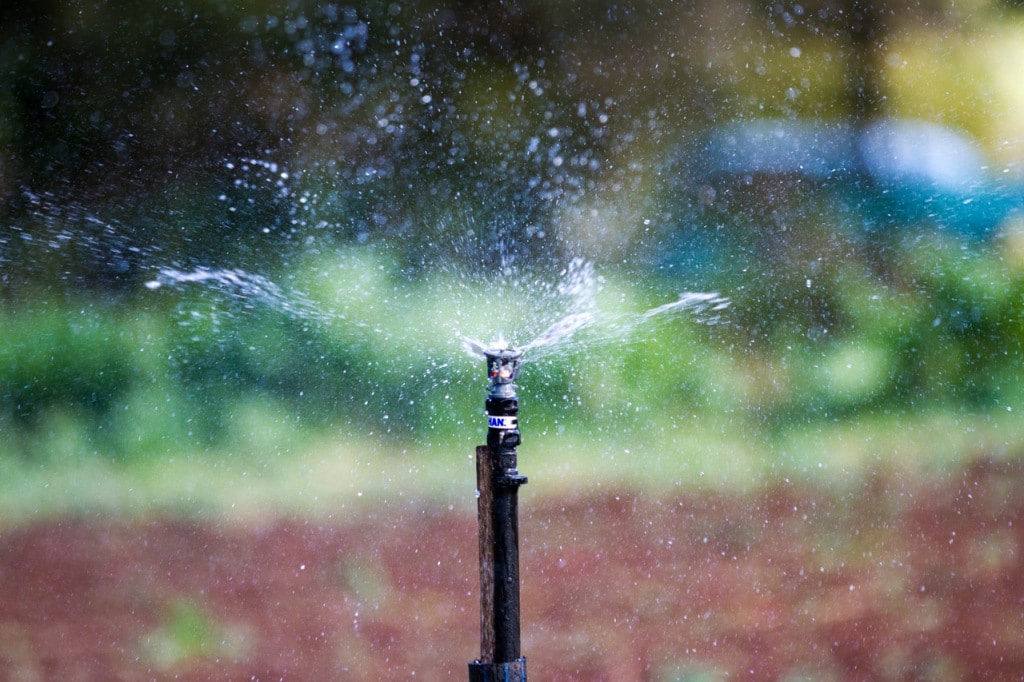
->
3;230;1024;467
0;304;165;460
141;600;250;671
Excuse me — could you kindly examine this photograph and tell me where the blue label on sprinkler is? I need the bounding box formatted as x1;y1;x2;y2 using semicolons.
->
487;414;518;429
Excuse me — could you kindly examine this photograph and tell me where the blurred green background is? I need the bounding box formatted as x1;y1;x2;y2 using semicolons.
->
3;0;1024;518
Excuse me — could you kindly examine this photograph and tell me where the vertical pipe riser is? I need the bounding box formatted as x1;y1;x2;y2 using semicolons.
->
471;349;528;680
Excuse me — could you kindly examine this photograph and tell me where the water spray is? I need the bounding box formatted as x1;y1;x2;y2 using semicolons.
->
469;348;528;681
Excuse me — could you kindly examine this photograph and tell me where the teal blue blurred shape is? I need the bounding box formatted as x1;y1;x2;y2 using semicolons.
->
696;117;1022;240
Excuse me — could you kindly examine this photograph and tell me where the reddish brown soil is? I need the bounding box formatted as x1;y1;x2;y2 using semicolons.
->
1;457;1022;681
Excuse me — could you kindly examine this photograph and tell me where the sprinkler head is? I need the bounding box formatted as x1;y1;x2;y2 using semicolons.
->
484;348;522;452
484;348;522;394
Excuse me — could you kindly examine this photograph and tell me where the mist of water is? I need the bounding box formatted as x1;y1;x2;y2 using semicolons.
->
147;253;729;368
145;266;330;323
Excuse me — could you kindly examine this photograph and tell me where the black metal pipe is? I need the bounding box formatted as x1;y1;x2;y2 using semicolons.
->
491;467;525;661
469;349;528;680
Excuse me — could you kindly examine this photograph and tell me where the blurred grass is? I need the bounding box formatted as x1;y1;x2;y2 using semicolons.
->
142;599;252;671
1;405;1021;524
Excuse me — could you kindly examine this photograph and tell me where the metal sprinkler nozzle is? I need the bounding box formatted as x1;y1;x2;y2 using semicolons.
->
485;348;522;392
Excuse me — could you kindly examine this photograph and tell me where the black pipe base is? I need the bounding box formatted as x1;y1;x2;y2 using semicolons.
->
468;658;527;681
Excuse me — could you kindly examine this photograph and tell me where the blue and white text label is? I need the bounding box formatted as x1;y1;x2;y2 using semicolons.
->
487;414;518;430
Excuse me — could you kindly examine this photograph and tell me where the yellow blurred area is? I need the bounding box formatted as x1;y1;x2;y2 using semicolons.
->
886;18;1024;168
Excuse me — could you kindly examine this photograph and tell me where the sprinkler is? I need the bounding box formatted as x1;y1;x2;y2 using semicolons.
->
485;348;522;454
469;348;528;681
